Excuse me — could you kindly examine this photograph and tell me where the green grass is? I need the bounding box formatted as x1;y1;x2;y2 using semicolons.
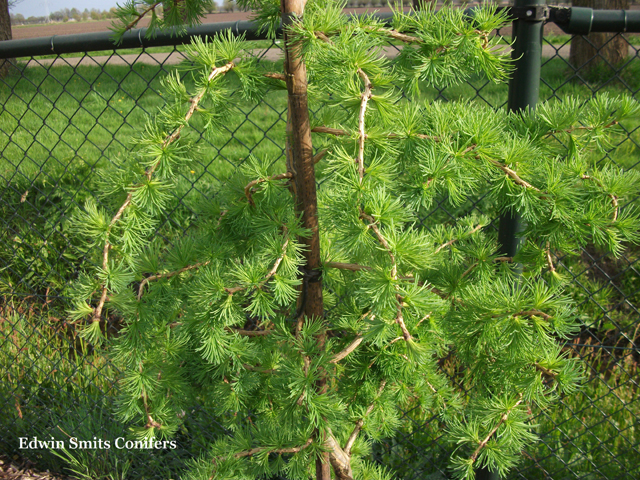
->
0;58;288;297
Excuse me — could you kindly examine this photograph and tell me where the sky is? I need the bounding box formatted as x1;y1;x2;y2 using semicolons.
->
10;1;130;18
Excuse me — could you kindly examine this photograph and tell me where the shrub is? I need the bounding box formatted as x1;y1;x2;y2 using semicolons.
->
68;2;640;479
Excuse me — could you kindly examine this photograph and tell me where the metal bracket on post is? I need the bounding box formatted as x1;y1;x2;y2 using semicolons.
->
510;6;549;22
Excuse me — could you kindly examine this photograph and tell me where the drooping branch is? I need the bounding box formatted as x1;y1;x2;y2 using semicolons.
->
545;241;556;274
264;72;286;81
330;336;364;364
312;148;329;164
488;158;540;191
121;1;162;35
344;379;387;455
226;327;272;337
325;261;372;272
545;120;619;138
138;261;211;300
160;61;235;162
470;396;524;463
357;68;373;182
211;437;313;464
312;125;440;141
534;362;558;378
434;224;483;254
362;26;423;44
91;60;235;325
491;309;552;320
224;227;289;295
580;174;619;221
311;126;350;136
244;172;294;207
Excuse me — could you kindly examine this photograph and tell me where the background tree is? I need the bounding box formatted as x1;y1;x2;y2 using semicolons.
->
0;0;13;78
570;0;630;73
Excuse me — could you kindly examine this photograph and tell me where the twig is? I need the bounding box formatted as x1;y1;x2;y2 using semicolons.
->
344;379;387;455
545;120;619;138
311;126;350;136
91;61;234;324
534;362;557;378
360;212;396;276
312;125;439;141
138;261;211;300
161;62;235;157
122;1;162;34
264;72;286;81
580;175;619;221
244;172;293;207
470;396;524;463
362;26;422;44
224;227;289;295
434;224;483;254
492;309;552;320
226;327;272;337
460;262;478;280
489;158;540;191
545;241;556;274
357;68;373;182
314;31;333;44
330;336;364;364
210;437;313;478
313;148;329;164
325;262;372;272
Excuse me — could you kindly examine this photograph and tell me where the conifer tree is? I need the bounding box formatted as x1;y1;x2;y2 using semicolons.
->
70;1;640;479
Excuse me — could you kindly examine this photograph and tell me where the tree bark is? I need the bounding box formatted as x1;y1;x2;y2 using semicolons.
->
569;0;629;73
0;0;14;78
280;1;328;479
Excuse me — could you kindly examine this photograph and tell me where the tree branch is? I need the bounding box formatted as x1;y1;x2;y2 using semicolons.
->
138;261;211;300
122;1;162;35
488;158;540;191
224;227;289;295
330;336;364;364
91;61;234;325
226;327;272;337
545;241;556;274
311;126;349;136
325;262;372;272
244;172;293;207
313;148;329;164
213;437;313;462
344;379;387;455
434;224;483;254
357;68;373;182
470;396;524;463
580;174;619;221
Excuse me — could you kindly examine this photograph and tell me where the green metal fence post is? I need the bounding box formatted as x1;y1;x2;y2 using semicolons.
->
497;0;544;260
478;1;544;479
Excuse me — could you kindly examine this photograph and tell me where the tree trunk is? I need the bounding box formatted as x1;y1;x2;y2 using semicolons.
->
569;0;629;73
0;0;14;78
280;1;329;479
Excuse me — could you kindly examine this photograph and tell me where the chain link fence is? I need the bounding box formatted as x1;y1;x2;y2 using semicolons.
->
1;5;639;480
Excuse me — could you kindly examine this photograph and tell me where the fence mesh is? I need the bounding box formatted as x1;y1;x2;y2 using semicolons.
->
0;13;639;480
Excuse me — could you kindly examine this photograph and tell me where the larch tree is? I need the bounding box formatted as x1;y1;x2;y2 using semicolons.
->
68;1;640;479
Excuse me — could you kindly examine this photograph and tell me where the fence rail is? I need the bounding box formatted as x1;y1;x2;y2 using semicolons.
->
1;4;639;480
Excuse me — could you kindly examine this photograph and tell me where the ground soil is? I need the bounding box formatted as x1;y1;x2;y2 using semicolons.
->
0;458;68;480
